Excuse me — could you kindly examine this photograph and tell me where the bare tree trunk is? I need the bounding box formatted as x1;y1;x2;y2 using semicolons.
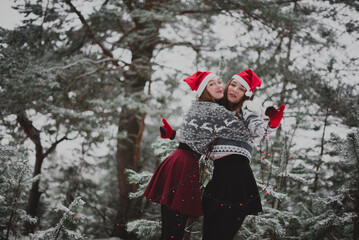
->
273;17;293;209
112;57;154;239
17;113;67;233
17;113;44;233
112;2;161;235
127;114;146;216
113;107;140;238
312;106;329;193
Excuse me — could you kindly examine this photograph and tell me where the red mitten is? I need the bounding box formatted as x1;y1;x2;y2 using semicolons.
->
265;105;285;128
160;118;176;140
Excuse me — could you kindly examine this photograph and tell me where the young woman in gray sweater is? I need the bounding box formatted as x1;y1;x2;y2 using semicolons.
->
161;69;285;240
144;71;255;240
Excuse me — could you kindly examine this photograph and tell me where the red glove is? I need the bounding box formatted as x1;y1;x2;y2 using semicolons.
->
265;105;285;128
160;118;176;140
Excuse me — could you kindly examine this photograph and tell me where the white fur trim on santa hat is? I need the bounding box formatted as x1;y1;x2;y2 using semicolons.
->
196;73;219;97
232;75;253;97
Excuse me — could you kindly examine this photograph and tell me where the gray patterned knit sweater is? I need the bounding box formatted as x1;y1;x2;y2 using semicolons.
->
210;108;275;161
179;101;252;154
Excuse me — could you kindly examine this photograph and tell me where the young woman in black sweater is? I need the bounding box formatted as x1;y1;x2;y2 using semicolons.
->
161;69;285;240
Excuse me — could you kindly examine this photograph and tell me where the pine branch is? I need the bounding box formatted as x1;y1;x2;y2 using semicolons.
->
312;106;329;193
44;58;123;72
178;9;223;15
157;40;201;52
117;26;137;44
123;0;135;12
101;0;110;8
75;68;102;80
16;113;41;147
86;202;112;235
64;0;119;66
43;136;69;159
352;132;359;239
116;19;128;35
5;163;26;239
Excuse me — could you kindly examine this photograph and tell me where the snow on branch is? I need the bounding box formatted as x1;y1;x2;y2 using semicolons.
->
127;219;160;239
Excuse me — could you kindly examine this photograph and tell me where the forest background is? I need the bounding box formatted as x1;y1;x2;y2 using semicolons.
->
0;0;358;239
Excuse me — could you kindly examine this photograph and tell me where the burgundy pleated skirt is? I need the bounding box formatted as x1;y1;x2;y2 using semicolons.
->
143;147;203;217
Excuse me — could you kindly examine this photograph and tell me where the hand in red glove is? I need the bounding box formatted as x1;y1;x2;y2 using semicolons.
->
265;105;285;128
160;118;176;140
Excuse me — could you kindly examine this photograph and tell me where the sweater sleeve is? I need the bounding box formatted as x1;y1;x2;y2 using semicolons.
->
241;108;267;138
241;108;279;150
172;129;180;142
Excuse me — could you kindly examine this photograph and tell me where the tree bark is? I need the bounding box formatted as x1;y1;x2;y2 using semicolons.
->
127;114;146;216
112;2;161;236
112;66;153;238
17;113;67;233
273;16;293;209
312;106;329;193
113;107;142;239
17;113;44;233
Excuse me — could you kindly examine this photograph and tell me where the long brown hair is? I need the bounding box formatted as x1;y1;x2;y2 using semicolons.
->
198;87;217;103
219;78;251;115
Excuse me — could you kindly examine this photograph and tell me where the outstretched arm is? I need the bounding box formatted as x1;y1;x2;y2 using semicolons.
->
159;118;177;140
241;104;285;142
265;105;285;128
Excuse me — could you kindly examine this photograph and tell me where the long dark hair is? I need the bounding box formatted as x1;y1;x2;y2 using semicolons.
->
219;78;251;116
198;87;217;103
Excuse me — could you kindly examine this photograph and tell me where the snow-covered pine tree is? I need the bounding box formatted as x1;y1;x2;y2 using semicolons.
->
0;9;134;236
236;125;301;239
300;131;359;239
35;149;118;239
0;4;118;232
218;0;358;238
2;0;357;239
31;196;85;240
59;1;323;237
0;146;36;239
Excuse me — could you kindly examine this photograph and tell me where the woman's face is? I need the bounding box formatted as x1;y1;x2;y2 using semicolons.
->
227;79;246;104
206;78;224;100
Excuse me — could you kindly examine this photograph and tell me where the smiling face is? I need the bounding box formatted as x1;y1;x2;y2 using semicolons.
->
205;78;224;100
227;79;246;104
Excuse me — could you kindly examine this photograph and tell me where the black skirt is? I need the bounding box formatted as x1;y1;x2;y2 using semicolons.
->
202;154;262;217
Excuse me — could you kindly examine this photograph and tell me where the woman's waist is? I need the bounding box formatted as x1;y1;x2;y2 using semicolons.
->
212;154;249;169
178;142;199;155
210;155;250;182
211;138;253;153
210;138;253;161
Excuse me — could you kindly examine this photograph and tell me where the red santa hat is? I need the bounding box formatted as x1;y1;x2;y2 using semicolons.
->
183;71;219;97
231;69;262;97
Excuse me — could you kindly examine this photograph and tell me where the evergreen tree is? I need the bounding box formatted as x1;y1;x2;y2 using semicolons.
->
31;196;85;240
2;0;311;237
0;0;122;234
0;146;35;239
1;0;358;239
301;131;359;239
